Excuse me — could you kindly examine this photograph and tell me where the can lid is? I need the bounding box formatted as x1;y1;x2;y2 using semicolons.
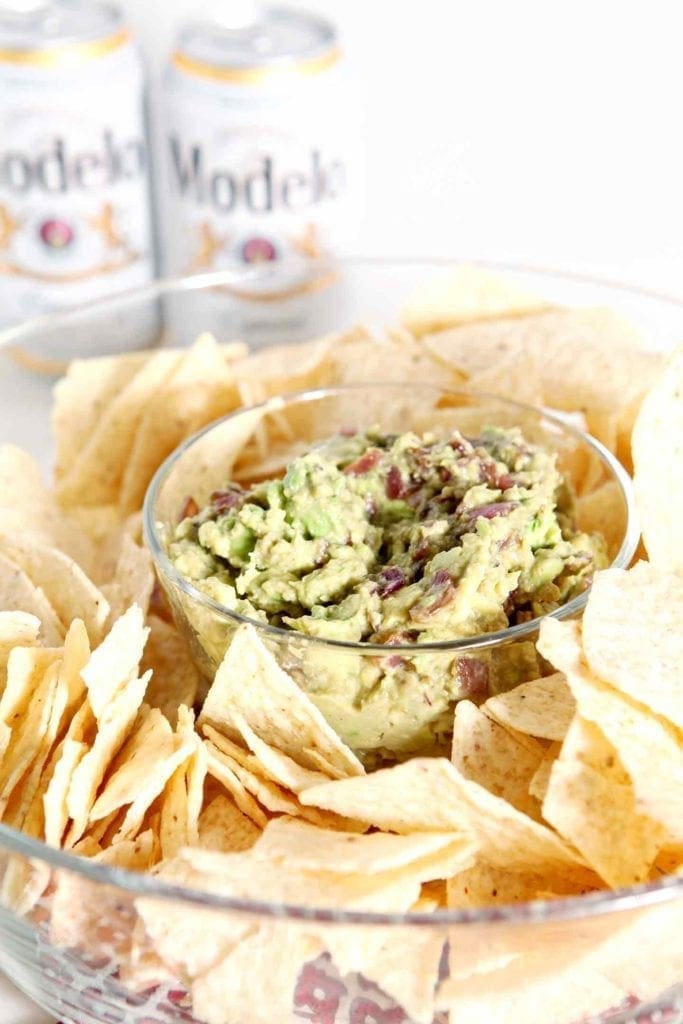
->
174;3;339;83
0;0;124;55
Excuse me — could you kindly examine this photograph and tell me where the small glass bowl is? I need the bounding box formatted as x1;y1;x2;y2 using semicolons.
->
143;383;638;764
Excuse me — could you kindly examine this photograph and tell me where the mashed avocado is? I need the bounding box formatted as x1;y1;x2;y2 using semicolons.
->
169;426;606;761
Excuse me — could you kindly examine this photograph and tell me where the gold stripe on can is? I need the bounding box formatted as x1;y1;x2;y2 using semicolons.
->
171;45;341;85
0;27;131;67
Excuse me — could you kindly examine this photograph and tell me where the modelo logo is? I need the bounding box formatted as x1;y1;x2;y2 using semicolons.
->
0;130;147;194
169;136;346;214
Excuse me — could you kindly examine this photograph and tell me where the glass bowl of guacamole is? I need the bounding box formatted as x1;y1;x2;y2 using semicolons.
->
144;383;637;765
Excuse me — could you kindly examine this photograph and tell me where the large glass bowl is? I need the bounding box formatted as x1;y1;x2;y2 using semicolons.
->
1;259;683;1024
144;382;637;765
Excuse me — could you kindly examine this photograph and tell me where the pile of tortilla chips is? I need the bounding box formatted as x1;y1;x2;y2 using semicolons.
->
1;264;682;1024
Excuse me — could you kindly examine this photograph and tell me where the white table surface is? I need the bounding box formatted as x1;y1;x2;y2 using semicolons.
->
0;973;53;1023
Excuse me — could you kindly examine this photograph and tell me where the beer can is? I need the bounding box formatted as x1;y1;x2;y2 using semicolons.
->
0;0;154;329
158;3;360;280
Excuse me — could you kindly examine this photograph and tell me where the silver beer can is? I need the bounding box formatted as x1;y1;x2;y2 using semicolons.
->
158;3;360;279
0;0;154;328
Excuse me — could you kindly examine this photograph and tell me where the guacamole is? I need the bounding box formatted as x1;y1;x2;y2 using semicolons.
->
169;426;606;760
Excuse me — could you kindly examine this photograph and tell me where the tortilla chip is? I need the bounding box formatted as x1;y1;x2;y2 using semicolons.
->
119;334;239;514
198;794;261;852
401;265;551;336
0;646;62;764
101;534;155;624
95;828;156;871
159;706;207;857
540;615;683;845
140;614;199;726
0;610;40;679
252;816;473;876
0;658;62;816
422;308;661;461
91;705;195;845
0;534;110;643
483;672;575;742
234;333;334;398
199;624;364;779
155;401;281;522
0;444;95;571
56;349;181;507
447;859;598;909
575;480;627;560
205;729;305;818
222;710;330;793
451;700;544;818
204;740;268;828
0;550;64;646
437;952;625;1024
632;344;683;565
52;350;150;480
301;758;587;876
528;742;561;802
80;604;149;722
64;671;150;846
580;563;683;730
543;716;664;887
324;925;445;1024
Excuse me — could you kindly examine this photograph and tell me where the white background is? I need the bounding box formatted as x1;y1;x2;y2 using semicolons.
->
2;0;683;1018
122;0;683;296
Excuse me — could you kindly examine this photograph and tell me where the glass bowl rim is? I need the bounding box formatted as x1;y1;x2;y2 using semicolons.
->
0;257;676;928
1;254;683;353
143;382;639;654
1;817;682;927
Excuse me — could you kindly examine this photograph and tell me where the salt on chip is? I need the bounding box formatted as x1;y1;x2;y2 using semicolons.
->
140;614;199;726
401;264;551;337
483;672;574;742
199;624;364;779
0;534;110;642
0;550;64;646
580;563;683;730
633;344;683;566
198;794;261;852
451;700;544;818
